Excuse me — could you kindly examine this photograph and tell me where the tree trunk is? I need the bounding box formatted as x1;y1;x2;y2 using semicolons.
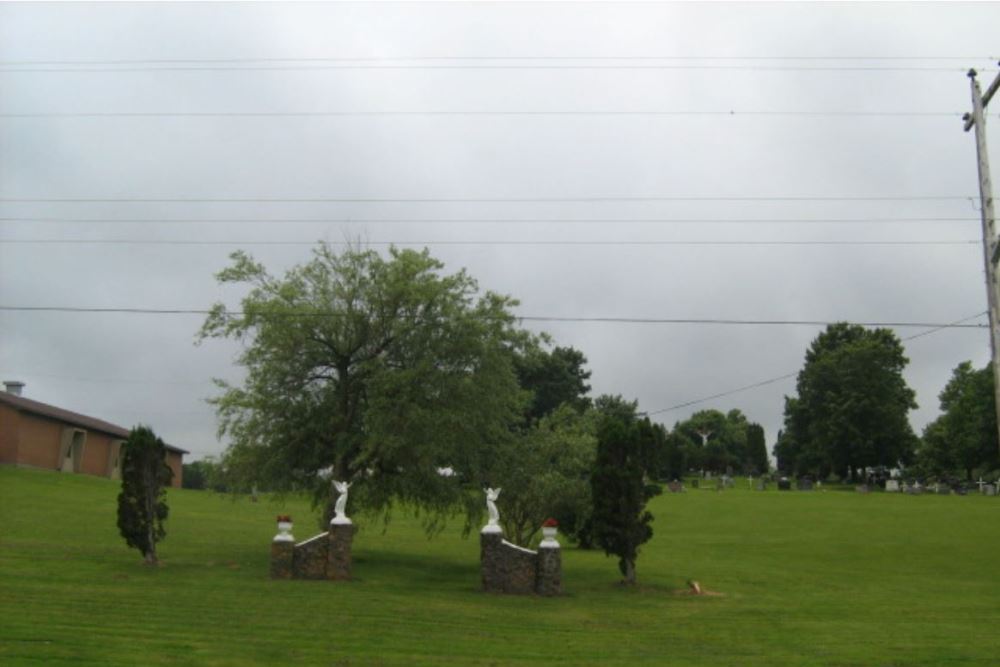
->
143;458;159;566
622;558;636;585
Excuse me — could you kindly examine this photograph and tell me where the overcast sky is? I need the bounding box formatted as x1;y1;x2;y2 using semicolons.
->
2;1;999;462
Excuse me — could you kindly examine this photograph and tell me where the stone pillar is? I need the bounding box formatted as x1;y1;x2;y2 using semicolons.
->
270;538;294;580
536;529;562;596
327;522;354;581
480;526;504;593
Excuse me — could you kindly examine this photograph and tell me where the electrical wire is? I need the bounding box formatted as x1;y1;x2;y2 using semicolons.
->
0;195;975;203
0;305;988;331
0;216;981;225
645;311;990;415
0;239;980;247
3;64;993;73
0;110;963;118
1;56;993;65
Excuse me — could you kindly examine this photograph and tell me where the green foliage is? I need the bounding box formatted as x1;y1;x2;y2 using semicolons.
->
917;362;999;479
593;394;639;422
116;425;173;565
490;404;598;545
671;408;753;474
746;423;769;475
181;458;228;492
513;343;592;423
590;409;655;584
181;461;207;490
780;323;917;478
198;244;530;532
659;430;690;480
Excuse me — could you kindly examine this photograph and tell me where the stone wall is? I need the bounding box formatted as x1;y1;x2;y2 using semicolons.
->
270;525;354;581
480;529;561;596
292;532;330;580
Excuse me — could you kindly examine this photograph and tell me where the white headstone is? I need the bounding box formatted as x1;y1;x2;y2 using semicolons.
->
885;480;900;492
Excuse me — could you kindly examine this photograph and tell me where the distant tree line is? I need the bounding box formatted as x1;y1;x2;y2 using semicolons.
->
657;409;769;479
914;361;999;481
769;323;999;483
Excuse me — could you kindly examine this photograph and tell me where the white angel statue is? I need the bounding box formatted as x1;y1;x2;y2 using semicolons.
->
484;487;501;526
332;480;352;523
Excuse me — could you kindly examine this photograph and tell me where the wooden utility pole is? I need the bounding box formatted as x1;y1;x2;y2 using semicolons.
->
963;64;1000;452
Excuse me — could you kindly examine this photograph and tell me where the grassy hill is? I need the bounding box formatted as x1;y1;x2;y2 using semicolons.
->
1;466;998;666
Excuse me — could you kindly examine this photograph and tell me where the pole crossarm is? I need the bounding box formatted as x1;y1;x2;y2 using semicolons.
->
964;63;1000;132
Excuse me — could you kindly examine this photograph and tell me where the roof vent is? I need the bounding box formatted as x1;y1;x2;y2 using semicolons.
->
3;381;25;396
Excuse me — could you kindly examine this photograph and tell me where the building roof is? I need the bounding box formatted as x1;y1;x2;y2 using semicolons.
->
0;391;189;455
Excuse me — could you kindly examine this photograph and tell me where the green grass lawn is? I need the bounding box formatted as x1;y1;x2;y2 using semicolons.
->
1;466;998;666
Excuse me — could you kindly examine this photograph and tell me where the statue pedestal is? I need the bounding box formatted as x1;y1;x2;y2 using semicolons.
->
536;544;562;597
480;529;504;593
270;539;293;579
327;521;354;581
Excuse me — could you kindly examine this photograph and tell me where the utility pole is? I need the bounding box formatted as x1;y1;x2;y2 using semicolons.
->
963;64;1000;453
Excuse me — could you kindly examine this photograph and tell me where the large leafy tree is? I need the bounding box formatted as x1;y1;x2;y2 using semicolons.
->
117;425;173;565
513;344;592;423
918;362;999;480
199;245;529;529
590;400;656;585
781;323;917;479
490;404;598;545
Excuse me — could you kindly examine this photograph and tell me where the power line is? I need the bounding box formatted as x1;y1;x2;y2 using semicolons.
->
0;216;981;225
1;56;993;65
2;64;993;73
5;307;984;391
0;110;963;118
646;311;989;416
0;370;214;386
0;239;979;247
0;305;989;331
0;195;975;204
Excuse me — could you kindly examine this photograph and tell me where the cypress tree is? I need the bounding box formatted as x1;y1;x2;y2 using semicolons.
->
590;415;654;585
117;425;173;565
746;423;769;474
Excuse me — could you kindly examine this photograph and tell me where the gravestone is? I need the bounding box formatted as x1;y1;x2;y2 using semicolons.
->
885;480;900;492
796;478;814;491
855;484;870;494
668;480;684;493
755;480;767;491
985;484;997;496
935;484;951;496
778;477;792;491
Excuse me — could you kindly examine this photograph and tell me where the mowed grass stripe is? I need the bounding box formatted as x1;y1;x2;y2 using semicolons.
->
2;466;999;666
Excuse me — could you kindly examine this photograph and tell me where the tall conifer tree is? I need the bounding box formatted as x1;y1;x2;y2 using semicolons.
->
117;425;173;565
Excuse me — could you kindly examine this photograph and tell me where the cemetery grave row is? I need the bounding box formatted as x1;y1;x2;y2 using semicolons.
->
663;474;1000;496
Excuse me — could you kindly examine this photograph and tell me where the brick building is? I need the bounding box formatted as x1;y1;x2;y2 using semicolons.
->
0;382;186;487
